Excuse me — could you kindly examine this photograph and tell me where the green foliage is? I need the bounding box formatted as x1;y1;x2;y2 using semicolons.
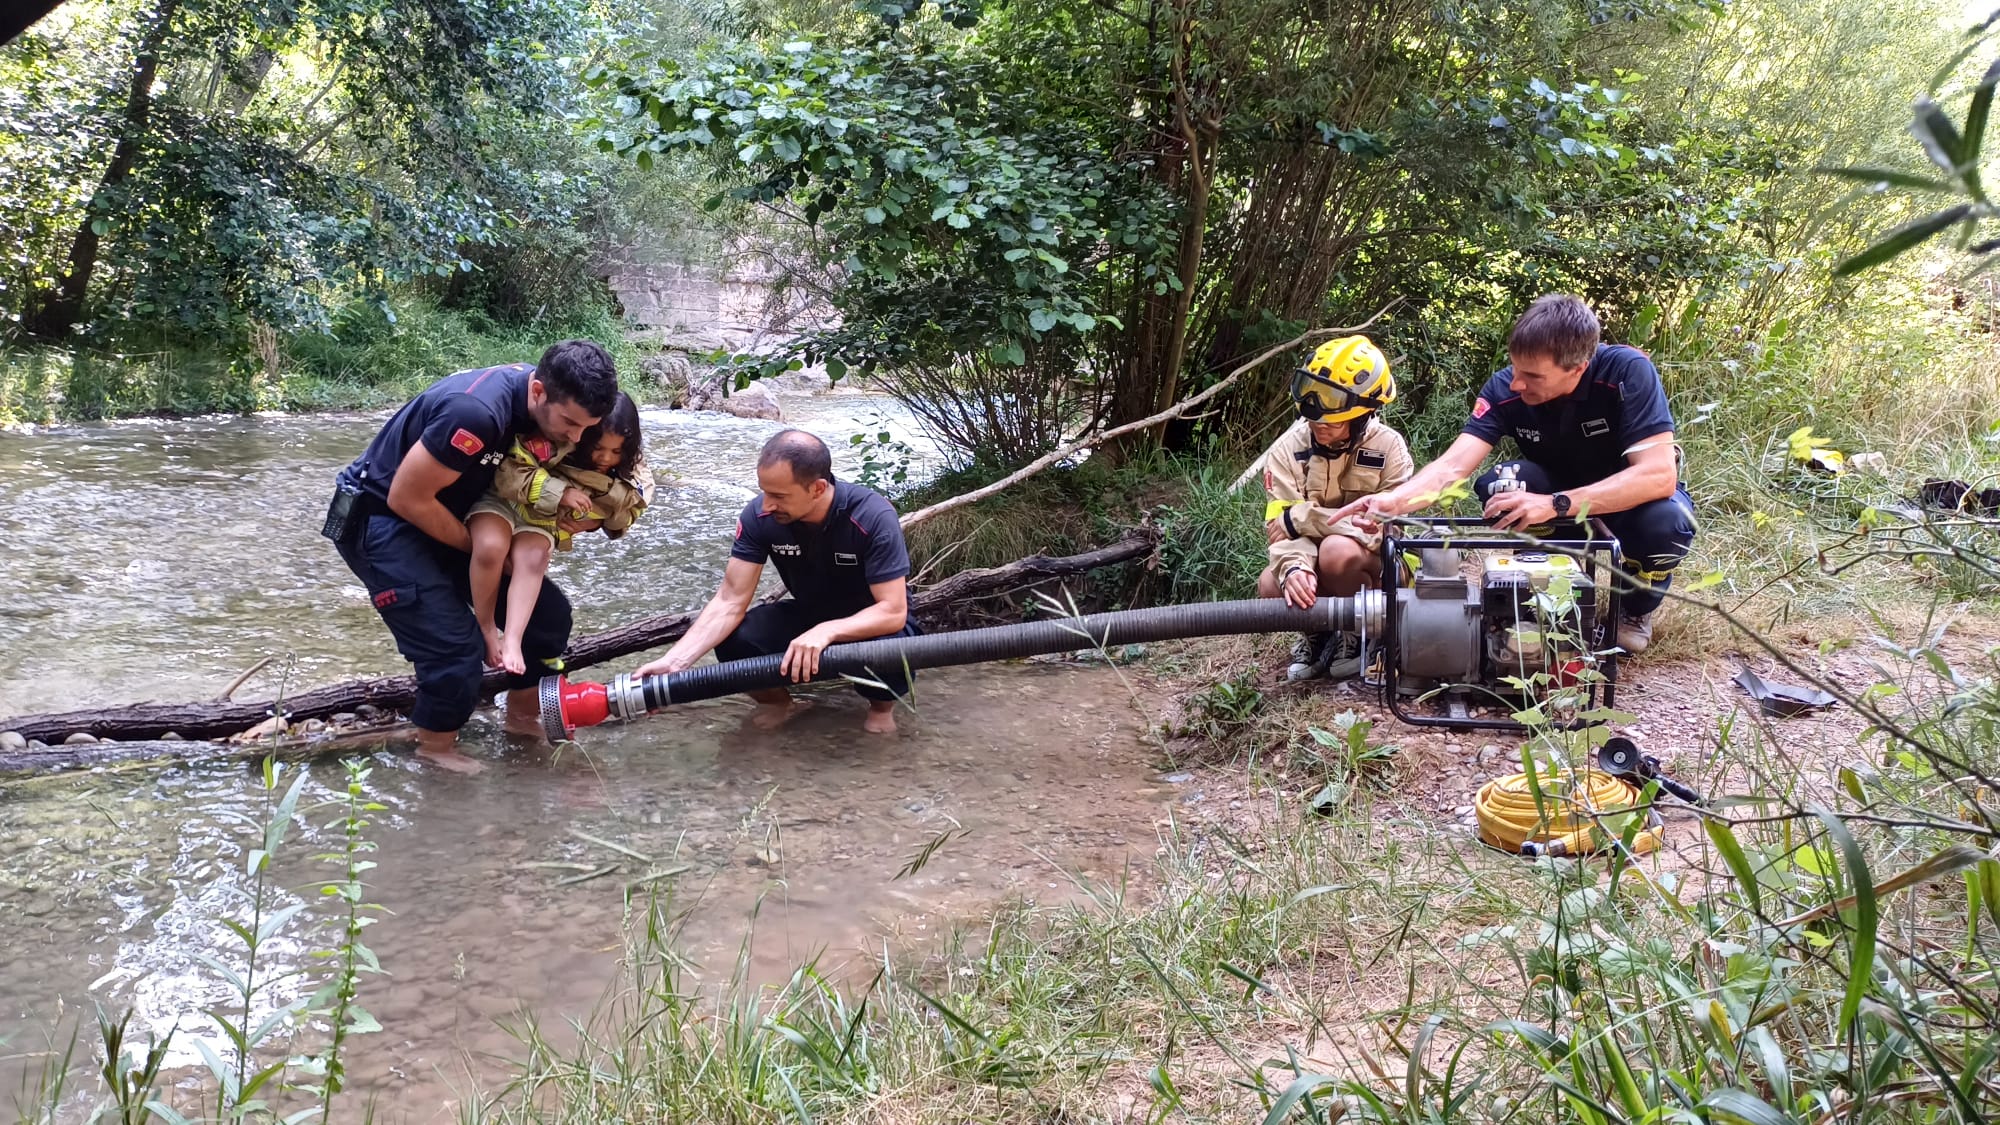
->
0;294;636;423
1828;18;2000;275
847;409;921;493
1;0;603;340
1173;666;1266;740
1155;458;1267;604
588;9;1170;379
27;758;393;1121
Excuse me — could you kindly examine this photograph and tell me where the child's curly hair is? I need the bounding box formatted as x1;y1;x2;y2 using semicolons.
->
567;392;643;480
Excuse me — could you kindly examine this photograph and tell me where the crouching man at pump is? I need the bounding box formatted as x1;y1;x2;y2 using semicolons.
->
1325;295;1697;654
633;430;918;734
1253;335;1413;681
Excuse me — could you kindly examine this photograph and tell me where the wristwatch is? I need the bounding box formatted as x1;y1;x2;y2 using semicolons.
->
1552;492;1573;517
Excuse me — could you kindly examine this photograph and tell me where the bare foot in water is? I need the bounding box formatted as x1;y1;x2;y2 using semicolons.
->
503;687;550;741
748;698;811;731
503;712;549;741
481;624;506;670
417;747;486;775
863;703;897;735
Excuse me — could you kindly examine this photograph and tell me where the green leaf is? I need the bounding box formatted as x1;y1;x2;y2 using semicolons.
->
1834;204;1972;276
193;1037;238;1100
257;903;307;944
89;218;109;237
1818;166;1953;193
1259;1072;1345;1125
1029;308;1058;332
862;206;886;224
344;1005;382;1034
1700;1087;1795;1125
1980;859;2000;933
1810;806;1877;1037
1912;96;1966;173
1706;818;1763;916
1481;1018;1568;1059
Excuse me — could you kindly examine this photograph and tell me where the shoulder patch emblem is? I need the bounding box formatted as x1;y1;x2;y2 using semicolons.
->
450;428;484;456
735;517;744;539
1472;397;1491;419
1356;448;1387;468
1263;468;1275;491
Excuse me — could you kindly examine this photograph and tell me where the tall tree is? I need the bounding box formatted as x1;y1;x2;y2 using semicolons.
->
21;0;177;340
5;0;599;343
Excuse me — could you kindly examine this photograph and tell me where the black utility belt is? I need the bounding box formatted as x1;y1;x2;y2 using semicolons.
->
320;478;385;543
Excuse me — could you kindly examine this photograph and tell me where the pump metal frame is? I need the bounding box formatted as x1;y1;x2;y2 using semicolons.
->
1377;517;1624;732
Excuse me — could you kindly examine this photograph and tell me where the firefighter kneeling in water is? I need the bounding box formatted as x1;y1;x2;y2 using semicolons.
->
1252;336;1413;681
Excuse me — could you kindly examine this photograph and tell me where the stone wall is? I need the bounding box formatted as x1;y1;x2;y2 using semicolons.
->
603;244;833;355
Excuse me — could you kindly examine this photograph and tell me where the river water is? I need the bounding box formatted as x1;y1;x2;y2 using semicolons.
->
0;394;1174;1120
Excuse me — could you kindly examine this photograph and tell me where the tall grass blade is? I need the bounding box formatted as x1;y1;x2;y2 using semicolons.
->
1809;807;1878;1036
1705;818;1764;916
1699;1087;1796;1125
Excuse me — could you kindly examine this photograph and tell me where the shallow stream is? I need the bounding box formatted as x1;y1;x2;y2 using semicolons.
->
0;395;1174;1120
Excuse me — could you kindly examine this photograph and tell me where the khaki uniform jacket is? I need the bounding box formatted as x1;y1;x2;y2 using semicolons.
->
1255;419;1414;578
492;442;654;550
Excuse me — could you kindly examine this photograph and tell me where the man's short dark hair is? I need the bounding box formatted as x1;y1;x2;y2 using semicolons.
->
759;429;834;484
1508;295;1601;369
535;340;619;417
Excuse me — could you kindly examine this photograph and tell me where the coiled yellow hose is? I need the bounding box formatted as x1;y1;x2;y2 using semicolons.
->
1474;769;1663;857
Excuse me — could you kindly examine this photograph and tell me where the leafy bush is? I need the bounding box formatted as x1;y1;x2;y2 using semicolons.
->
1156;459;1268;603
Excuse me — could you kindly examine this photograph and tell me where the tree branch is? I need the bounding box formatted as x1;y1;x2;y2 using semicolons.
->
899;305;1392;531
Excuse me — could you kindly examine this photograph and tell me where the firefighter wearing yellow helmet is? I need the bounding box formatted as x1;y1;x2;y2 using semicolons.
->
1251;335;1413;681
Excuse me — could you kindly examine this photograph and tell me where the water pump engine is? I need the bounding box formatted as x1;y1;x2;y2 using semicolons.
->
1377;517;1623;729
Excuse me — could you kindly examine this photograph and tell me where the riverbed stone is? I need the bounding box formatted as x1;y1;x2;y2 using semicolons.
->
0;731;24;751
63;732;97;745
719;381;783;421
26;740;47;752
160;731;182;741
332;712;358;726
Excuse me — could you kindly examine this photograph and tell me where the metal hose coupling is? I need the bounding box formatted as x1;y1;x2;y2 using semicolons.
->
536;593;1383;741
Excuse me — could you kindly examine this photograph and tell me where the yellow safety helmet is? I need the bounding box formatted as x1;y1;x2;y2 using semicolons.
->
1290;336;1395;424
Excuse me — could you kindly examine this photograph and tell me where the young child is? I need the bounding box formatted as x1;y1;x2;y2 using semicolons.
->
467;393;650;674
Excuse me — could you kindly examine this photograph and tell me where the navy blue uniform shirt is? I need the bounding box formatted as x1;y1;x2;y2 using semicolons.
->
1461;344;1675;491
341;363;536;520
730;480;910;616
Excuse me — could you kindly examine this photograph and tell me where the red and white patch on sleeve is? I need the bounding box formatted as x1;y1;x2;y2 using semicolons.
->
735;517;744;539
522;436;554;461
1472;397;1491;419
449;428;485;456
1263;468;1275;492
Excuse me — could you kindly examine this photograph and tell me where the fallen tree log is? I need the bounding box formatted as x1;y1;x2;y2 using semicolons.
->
0;529;1159;749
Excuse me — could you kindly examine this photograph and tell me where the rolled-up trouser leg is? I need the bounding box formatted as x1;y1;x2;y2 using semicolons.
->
717;601;922;703
337;514;487;732
1599;489;1697;617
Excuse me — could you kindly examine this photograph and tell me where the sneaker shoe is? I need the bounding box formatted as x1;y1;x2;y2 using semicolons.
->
1287;632;1332;681
1615;612;1655;654
1322;631;1365;680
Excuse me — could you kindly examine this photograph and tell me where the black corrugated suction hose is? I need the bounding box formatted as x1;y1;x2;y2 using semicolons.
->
645;596;1365;709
